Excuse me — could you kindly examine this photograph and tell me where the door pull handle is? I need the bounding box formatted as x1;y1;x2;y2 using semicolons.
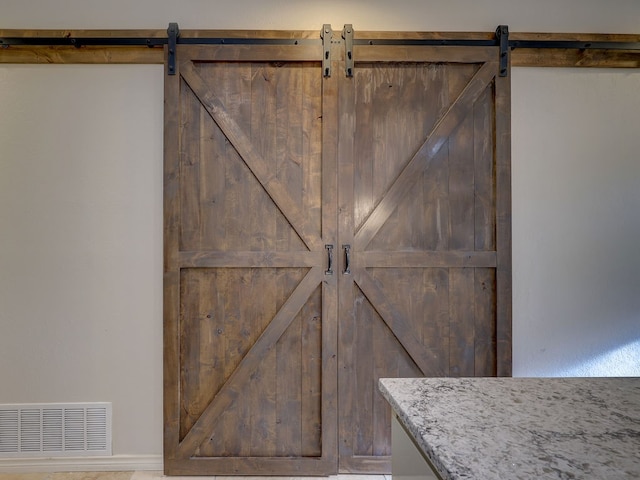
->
343;244;351;274
325;245;334;275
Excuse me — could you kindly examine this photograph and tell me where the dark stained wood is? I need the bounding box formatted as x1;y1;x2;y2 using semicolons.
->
354;284;374;457
508;30;640;67
165;41;337;475
448;268;476;376
511;32;640;42
354;31;497;41
354;61;498;251
176;266;322;456
337;52;507;473
474;83;496;251
0;28;163;64
0;28;167;37
179;44;323;62
336;40;358;473
355;269;447;377
358;251;496;268
179;60;322;251
3;46;634;67
353;45;496;63
319;35;341;470
495;50;513;377
300;287;323;456
475;268;498;376
165;30;510;476
512;48;640;68
163;46;181;469
178;250;323;267
0;46;162;64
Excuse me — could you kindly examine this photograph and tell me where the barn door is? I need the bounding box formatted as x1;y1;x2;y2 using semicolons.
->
336;40;511;472
164;28;511;477
163;38;339;475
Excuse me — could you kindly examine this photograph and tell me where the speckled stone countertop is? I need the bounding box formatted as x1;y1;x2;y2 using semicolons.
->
379;377;640;480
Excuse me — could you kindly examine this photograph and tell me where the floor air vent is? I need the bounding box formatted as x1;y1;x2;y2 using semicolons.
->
0;403;111;457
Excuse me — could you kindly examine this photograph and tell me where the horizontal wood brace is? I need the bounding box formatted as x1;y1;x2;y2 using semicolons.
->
511;40;640;50
178;250;323;268
165;456;335;476
357;251;497;268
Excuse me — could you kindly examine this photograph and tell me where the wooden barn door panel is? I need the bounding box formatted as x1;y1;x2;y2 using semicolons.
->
164;33;511;477
337;47;510;472
164;43;338;475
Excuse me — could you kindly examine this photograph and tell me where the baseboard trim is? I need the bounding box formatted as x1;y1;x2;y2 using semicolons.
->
0;454;163;473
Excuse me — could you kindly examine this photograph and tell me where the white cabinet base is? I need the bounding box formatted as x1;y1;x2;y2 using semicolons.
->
392;415;441;480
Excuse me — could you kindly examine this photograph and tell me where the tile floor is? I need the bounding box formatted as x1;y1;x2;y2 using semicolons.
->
0;473;392;480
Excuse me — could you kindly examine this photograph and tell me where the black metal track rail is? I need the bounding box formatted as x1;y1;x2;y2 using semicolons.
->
351;39;640;50
0;37;320;47
5;38;637;50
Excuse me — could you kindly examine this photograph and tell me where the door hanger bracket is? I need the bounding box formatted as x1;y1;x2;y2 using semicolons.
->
496;25;509;77
342;24;354;77
167;22;180;76
321;24;332;77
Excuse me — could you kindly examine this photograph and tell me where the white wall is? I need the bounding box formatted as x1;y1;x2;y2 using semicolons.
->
1;0;639;464
2;0;640;32
512;68;640;376
0;65;164;458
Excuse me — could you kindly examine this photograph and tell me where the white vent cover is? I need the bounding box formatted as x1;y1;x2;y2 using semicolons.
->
0;403;111;457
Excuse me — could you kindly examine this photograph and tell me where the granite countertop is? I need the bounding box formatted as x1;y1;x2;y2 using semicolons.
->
379;377;640;480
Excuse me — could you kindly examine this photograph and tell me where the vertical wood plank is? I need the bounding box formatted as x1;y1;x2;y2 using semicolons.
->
244;62;279;457
200;100;228;251
276;288;302;456
422;65;450;251
301;286;322;456
178;271;200;439
473;83;496;251
354;285;374;457
423;143;451;251
353;64;374;231
224;269;250;455
447;63;479;106
179;79;202;251
421;268;450;368
321;38;340;469
252;62;279;254
275;64;301;457
337;40;357;469
163;47;182;467
494;56;513;377
303;64;323;243
449;268;475;376
205;270;236;455
372;308;396;457
448;112;475;250
474;268;497;375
